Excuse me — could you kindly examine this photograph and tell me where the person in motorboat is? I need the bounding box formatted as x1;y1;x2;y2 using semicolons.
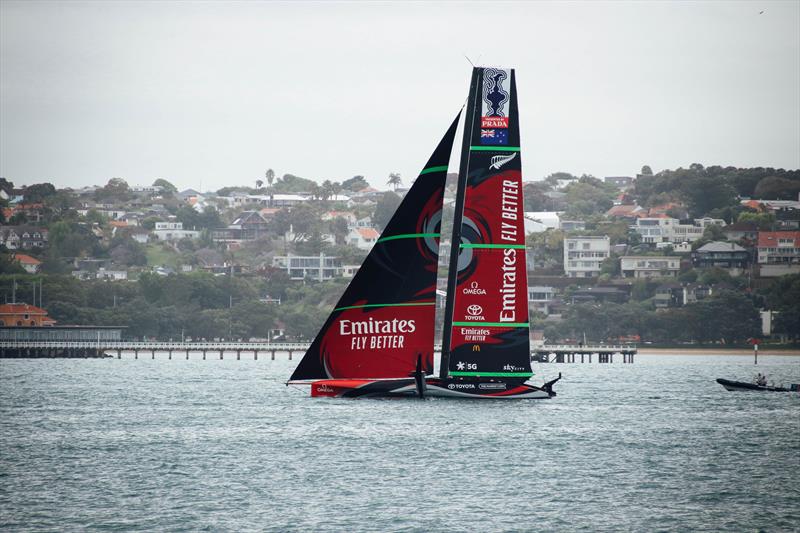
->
754;373;767;387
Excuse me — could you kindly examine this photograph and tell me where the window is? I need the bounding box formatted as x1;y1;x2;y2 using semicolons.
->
582;243;590;250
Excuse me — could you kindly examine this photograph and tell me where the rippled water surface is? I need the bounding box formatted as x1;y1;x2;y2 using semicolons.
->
2;354;799;532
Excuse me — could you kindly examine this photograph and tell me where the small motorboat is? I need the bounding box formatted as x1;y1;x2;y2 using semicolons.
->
716;378;799;392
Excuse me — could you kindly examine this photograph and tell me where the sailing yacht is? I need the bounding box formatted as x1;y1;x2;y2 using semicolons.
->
288;67;560;399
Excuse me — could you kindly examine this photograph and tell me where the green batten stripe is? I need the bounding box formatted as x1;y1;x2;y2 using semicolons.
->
377;233;440;243
449;371;533;377
334;302;435;312
419;165;449;175
452;321;530;328
459;243;525;249
470;146;521;152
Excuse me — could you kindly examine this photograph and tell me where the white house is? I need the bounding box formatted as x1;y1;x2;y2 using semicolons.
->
563;236;610;278
347;227;380;250
620;256;681;278
153;222;200;241
272;253;343;281
631;217;705;244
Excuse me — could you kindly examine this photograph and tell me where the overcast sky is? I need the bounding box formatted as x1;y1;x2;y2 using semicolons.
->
1;1;798;193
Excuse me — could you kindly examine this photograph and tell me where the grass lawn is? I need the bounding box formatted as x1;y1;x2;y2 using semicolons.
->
145;243;179;267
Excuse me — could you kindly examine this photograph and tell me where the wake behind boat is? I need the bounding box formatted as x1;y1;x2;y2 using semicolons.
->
287;67;558;399
716;378;799;392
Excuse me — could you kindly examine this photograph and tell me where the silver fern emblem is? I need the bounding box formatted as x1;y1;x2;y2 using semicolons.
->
489;153;517;170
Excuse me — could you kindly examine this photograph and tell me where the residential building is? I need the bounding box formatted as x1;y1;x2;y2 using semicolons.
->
2;203;44;223
560;220;586;232
0;302;56;327
654;283;683;309
153;221;200;241
655;241;692;253
0;226;48;250
528;286;556;315
722;221;759;243
603;176;635;189
757;231;800;277
692;242;749;275
211;211;270;244
570;286;630;304
606;204;647;220
272;253;343;281
620;256;681;278
12;253;41;273
347;227;380;250
564;236;610;278
631;217;705;245
131;185;164;194
654;283;713;309
694;217;726;229
524;211;561;231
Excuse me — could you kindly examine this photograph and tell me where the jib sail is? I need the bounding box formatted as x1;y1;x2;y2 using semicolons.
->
441;67;532;380
289;115;460;381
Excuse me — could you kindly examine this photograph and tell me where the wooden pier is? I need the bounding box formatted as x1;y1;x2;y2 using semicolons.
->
1;340;636;363
0;340;310;360
531;344;636;363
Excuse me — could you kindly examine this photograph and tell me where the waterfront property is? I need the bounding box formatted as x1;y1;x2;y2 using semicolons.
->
757;231;800;277
0;303;56;327
564;235;610;278
692;241;749;275
271;253;343;281
620;255;681;278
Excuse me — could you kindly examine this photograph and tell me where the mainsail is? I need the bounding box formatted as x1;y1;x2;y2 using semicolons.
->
289;115;460;381
441;67;532;380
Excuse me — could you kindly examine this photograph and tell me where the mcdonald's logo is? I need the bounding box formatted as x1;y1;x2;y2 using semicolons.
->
472;345;481;352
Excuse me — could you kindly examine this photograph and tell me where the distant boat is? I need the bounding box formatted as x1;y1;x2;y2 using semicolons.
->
287;67;560;399
716;378;799;392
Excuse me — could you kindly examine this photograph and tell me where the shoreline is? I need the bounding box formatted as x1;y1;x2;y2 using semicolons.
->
637;347;800;356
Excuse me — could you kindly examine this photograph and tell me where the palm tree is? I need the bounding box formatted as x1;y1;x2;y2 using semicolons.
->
387;172;402;191
266;169;275;188
256;179;264;189
321;180;335;201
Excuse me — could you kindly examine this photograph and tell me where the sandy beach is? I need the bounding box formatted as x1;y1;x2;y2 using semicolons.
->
638;347;800;356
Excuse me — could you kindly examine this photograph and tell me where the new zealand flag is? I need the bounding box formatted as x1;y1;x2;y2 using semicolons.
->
480;128;509;145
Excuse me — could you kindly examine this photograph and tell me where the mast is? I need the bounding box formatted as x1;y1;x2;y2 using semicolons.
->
440;68;480;379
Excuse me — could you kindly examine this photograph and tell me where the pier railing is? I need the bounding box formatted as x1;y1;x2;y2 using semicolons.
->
1;340;636;362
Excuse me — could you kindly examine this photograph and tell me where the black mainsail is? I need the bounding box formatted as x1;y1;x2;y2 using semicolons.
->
289;114;460;381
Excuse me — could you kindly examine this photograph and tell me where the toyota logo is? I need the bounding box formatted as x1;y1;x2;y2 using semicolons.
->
467;304;483;316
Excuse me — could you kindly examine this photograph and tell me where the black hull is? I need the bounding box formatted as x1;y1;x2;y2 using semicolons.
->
716;378;797;392
304;376;556;399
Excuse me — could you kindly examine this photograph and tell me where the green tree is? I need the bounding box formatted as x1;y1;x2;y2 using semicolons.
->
153;178;178;194
387;172;402;191
22;182;57;203
373;192;402;231
341;175;370;192
737;211;776;230
680;175;736;218
753;176;800;200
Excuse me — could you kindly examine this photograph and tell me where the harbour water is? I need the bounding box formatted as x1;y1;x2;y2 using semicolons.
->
1;354;799;532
